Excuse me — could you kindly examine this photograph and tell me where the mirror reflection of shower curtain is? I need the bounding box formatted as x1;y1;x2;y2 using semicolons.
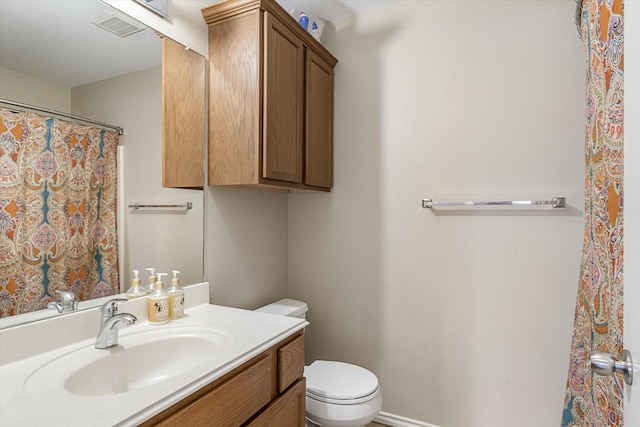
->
0;107;120;316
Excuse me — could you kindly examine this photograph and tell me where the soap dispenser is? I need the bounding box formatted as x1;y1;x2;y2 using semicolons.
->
144;267;157;294
148;272;169;325
167;270;185;319
125;270;146;299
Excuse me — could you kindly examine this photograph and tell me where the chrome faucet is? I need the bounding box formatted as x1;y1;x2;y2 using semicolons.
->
47;290;79;313
95;298;137;349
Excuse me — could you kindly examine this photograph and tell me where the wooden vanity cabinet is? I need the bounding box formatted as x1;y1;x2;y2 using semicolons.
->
161;36;205;189
140;331;305;427
203;0;337;192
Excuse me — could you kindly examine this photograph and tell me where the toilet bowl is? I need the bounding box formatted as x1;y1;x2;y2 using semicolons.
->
304;360;382;427
255;299;382;427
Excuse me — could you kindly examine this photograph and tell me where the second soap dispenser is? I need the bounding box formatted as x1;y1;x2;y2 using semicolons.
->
144;267;157;294
148;272;169;325
167;270;185;319
126;270;146;299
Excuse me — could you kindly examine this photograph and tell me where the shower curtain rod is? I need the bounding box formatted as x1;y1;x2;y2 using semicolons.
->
0;98;124;135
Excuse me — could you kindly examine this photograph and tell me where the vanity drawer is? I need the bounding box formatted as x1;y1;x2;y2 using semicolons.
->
277;333;304;393
246;377;306;427
146;354;272;427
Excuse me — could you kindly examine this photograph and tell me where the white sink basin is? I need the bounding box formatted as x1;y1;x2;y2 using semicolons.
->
24;325;232;397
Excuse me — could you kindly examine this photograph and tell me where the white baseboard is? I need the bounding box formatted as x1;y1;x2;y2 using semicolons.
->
374;411;442;427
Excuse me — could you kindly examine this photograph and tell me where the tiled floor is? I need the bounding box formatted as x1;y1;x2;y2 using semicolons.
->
366;423;388;427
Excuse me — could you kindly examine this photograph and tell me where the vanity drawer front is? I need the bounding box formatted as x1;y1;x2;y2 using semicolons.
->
277;334;304;393
246;377;306;427
152;354;272;426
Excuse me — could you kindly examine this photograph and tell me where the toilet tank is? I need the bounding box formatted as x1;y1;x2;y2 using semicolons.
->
255;299;308;319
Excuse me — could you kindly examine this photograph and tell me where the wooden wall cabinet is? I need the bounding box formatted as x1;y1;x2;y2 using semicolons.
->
162;37;205;189
203;0;338;192
140;331;305;427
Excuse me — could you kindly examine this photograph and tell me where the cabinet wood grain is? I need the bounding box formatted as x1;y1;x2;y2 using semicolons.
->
263;12;304;183
162;37;205;189
208;11;261;186
277;334;304;393
203;0;337;192
144;355;271;427
140;330;305;426
305;49;334;188
247;378;306;427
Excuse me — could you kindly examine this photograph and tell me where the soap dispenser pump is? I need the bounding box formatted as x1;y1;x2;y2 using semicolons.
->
167;270;185;319
144;267;157;294
125;270;146;299
148;272;169;325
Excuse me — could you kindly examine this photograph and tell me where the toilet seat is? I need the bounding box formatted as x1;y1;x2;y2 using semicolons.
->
305;360;379;404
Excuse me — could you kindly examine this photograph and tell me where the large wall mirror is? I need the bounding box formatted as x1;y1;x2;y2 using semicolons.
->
0;0;205;327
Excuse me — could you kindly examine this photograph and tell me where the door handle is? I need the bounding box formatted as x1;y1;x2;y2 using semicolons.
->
590;349;634;385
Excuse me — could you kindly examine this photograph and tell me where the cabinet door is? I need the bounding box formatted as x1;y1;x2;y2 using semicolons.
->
247;378;306;427
305;50;334;188
162;37;205;189
263;12;304;183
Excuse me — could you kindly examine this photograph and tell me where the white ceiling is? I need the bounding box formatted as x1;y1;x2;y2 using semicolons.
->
0;0;401;88
0;0;162;87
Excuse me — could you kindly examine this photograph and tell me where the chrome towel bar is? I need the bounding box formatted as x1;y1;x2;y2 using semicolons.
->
422;197;566;209
128;202;193;210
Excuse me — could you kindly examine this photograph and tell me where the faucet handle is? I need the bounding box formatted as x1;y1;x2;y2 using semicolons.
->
100;298;128;318
46;290;79;313
57;290;79;311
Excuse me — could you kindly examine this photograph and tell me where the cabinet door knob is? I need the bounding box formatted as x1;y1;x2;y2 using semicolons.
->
589;349;634;385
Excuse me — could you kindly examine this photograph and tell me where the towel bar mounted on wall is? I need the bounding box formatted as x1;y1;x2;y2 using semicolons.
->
422;197;566;210
128;202;193;210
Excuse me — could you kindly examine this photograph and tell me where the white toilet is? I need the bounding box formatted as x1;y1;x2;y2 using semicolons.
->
256;299;382;427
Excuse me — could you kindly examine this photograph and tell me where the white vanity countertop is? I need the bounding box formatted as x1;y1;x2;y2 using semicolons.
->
0;283;307;427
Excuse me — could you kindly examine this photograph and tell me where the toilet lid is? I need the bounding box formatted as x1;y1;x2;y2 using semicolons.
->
304;360;379;401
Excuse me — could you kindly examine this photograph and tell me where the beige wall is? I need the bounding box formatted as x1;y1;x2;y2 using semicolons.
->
0;66;71;112
72;67;204;288
288;1;584;426
203;188;289;308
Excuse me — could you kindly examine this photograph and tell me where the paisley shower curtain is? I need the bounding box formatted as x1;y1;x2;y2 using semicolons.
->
562;0;624;425
0;108;119;317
